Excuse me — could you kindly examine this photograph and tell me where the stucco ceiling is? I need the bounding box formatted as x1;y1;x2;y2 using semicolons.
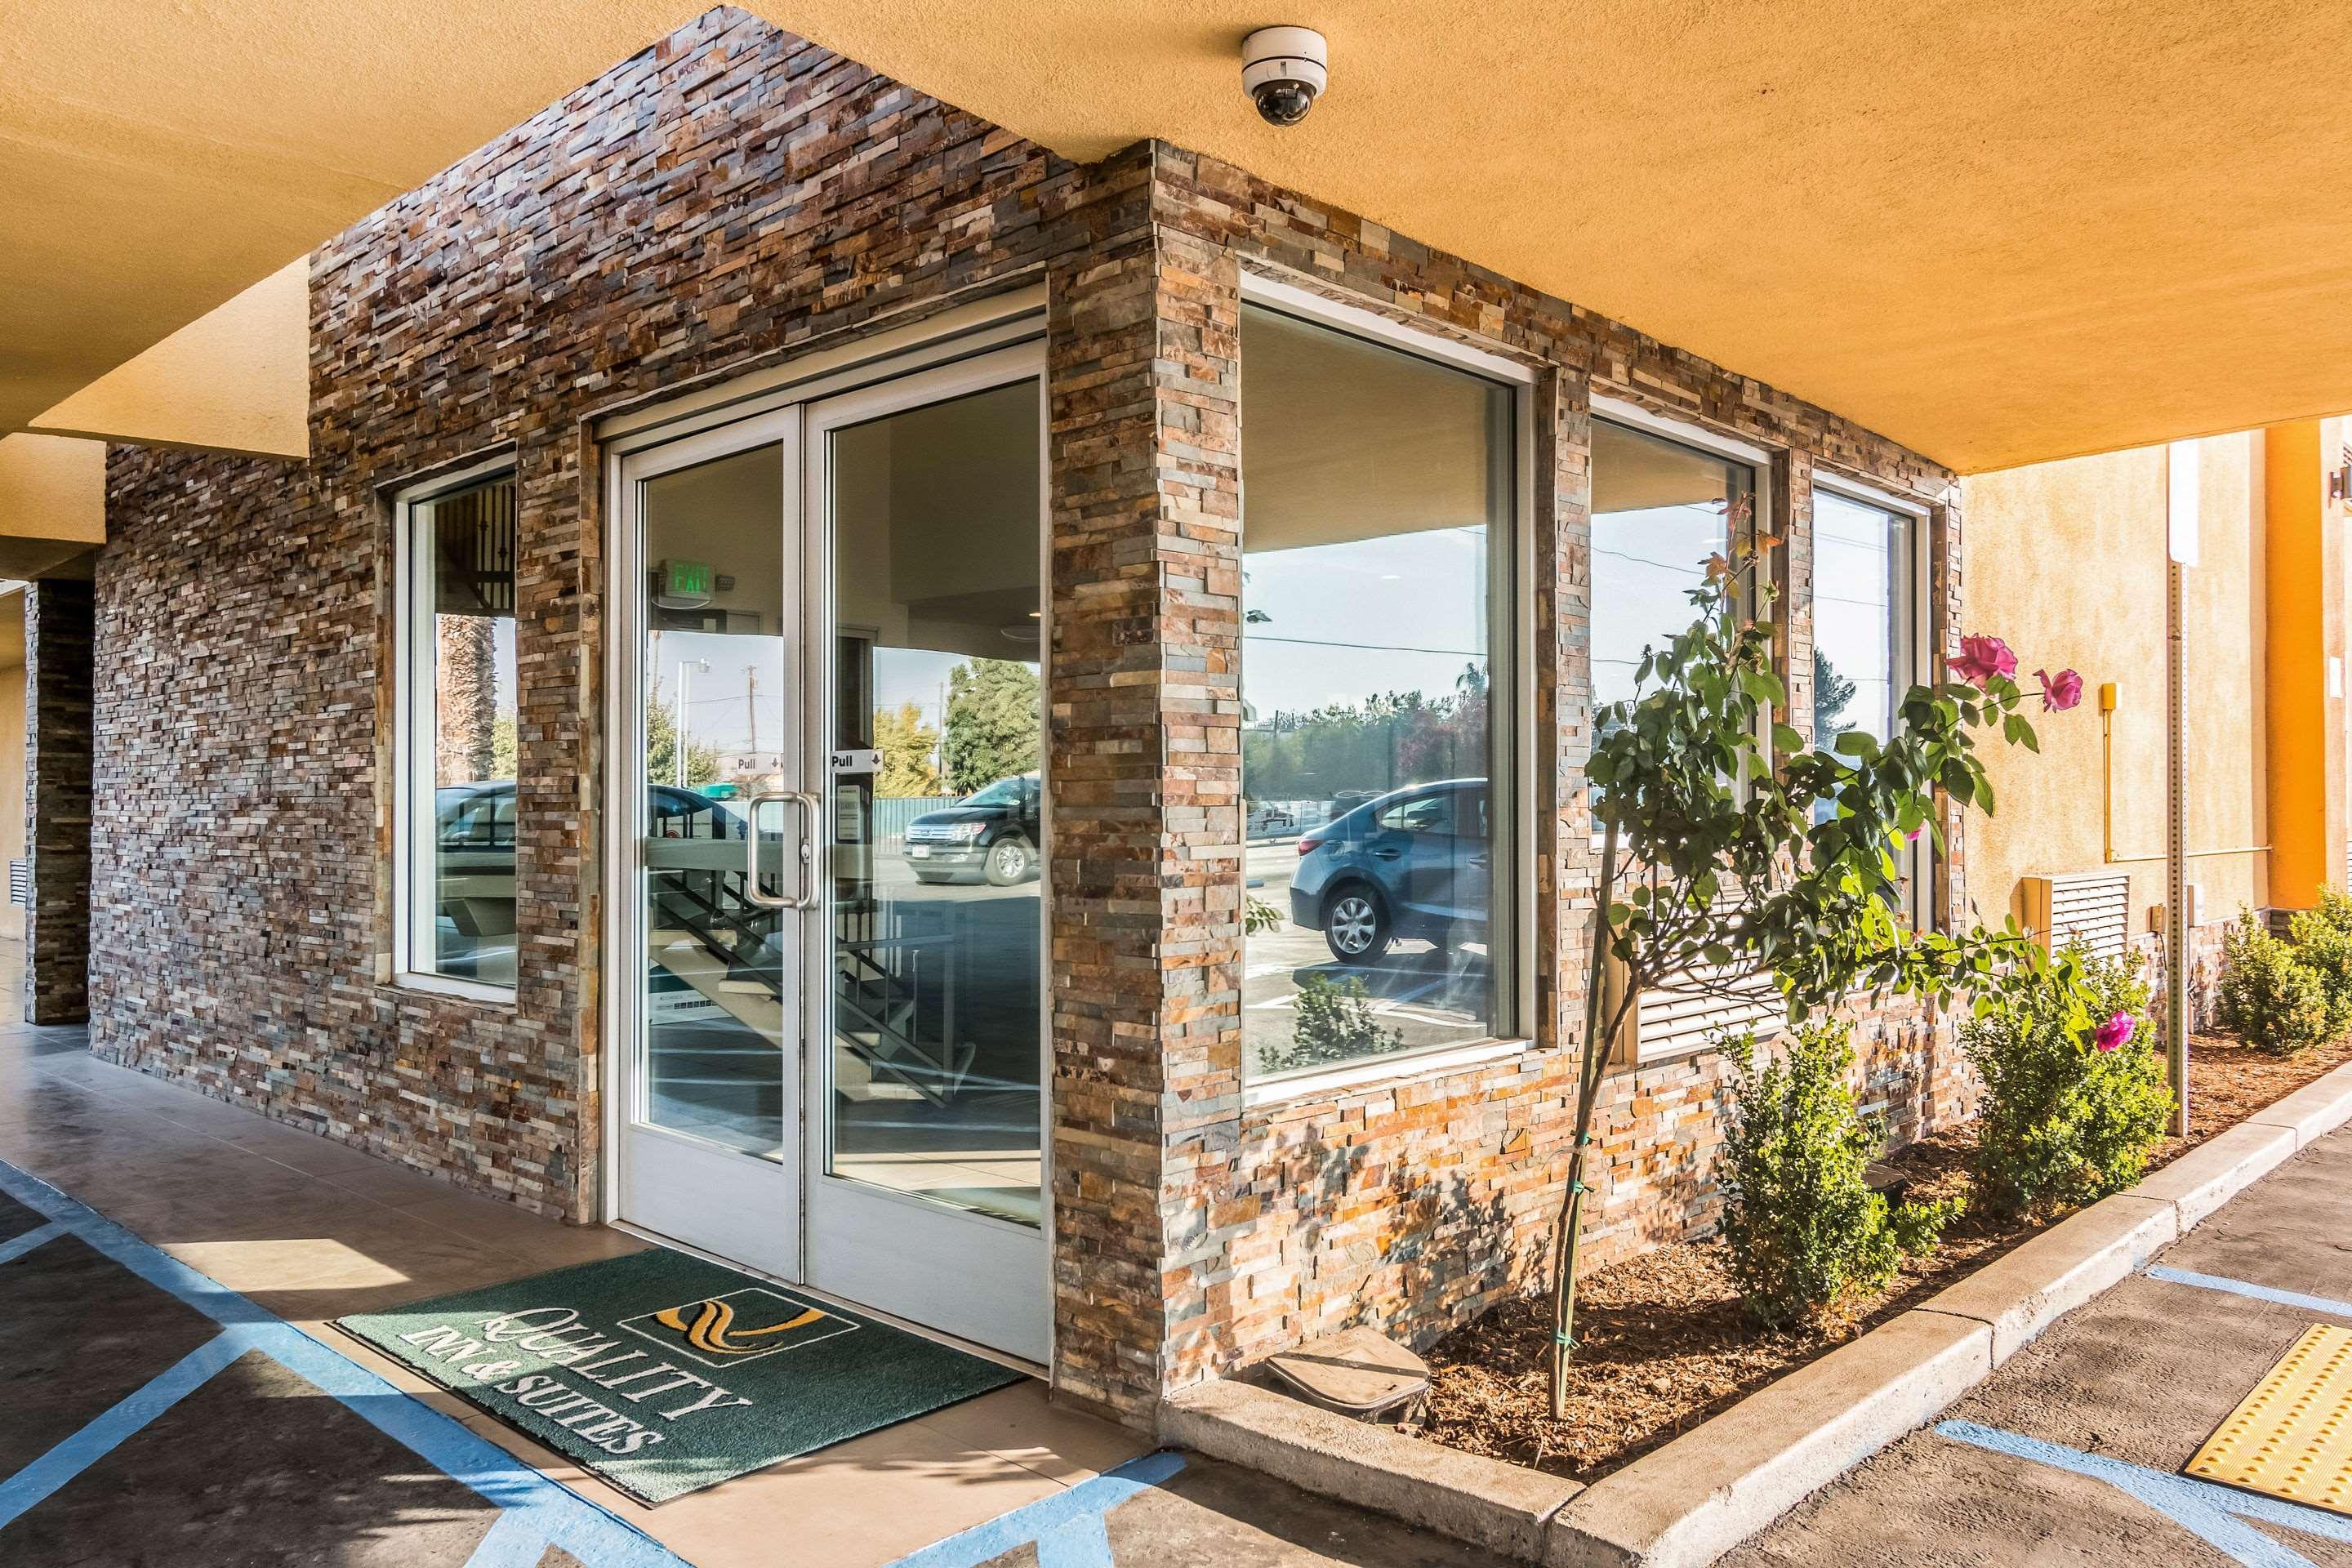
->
6;0;2350;473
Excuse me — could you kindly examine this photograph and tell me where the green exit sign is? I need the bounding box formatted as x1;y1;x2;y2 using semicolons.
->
662;559;713;599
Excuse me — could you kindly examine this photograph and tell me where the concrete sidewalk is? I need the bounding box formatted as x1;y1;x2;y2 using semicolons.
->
0;1013;1505;1568
1726;1125;2352;1567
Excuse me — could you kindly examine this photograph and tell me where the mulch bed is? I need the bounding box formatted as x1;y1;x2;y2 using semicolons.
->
1414;1031;2352;1482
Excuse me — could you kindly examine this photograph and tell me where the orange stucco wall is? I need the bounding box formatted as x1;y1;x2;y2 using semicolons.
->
2265;419;2350;910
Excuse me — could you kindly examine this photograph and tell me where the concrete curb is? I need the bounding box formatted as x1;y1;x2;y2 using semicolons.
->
1916;1193;2177;1365
1545;1311;1990;1568
1159;1377;1583;1561
1162;1058;2352;1566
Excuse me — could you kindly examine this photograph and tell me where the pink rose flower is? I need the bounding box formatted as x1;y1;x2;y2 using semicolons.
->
2036;668;2083;712
2091;1011;2136;1053
1952;635;2018;688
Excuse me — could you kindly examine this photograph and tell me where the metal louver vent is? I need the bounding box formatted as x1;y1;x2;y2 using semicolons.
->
2020;871;2132;959
1636;967;1780;1061
1632;876;1782;1059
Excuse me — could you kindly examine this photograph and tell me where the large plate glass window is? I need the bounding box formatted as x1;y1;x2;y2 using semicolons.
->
398;469;519;991
1239;303;1517;1079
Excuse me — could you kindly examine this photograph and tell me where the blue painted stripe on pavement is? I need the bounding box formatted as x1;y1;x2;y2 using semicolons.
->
464;1506;556;1568
1939;1419;2352;1567
0;1219;62;1266
0;1326;256;1528
0;1158;688;1568
884;1450;1188;1568
1033;1512;1116;1568
2146;1266;2352;1321
0;1159;278;1326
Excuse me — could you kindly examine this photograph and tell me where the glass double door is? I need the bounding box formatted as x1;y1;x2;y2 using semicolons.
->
612;344;1049;1361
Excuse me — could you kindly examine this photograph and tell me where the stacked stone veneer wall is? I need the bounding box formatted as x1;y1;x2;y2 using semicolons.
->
1139;145;1967;1392
91;8;1106;1209
24;579;94;1025
89;7;1978;1425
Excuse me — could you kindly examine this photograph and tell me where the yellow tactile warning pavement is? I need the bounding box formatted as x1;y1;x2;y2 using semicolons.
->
2185;1323;2352;1515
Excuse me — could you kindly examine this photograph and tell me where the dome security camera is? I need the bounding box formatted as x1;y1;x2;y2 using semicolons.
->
1241;26;1328;127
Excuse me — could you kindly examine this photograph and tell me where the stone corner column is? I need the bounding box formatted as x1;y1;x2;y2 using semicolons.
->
1042;164;1244;1428
24;577;95;1026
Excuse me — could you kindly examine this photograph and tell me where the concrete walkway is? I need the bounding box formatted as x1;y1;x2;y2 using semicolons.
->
1727;1125;2352;1567
0;1004;1503;1568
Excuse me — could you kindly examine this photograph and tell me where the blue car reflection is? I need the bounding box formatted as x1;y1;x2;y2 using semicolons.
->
1286;778;1491;963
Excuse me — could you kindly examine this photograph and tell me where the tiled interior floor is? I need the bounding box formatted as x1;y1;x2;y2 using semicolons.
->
0;956;1145;1568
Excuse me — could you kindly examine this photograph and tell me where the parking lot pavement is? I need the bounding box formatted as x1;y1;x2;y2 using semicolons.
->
1725;1127;2352;1567
0;1157;690;1568
906;1450;1509;1568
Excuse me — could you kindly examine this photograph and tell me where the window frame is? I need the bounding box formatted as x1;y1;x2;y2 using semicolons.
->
391;456;521;1003
1235;274;1537;1105
1811;467;1935;933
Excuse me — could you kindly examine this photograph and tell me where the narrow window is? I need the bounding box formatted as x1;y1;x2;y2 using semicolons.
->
1812;486;1922;919
1591;418;1767;1059
398;470;519;992
1239;302;1518;1080
1589;418;1753;715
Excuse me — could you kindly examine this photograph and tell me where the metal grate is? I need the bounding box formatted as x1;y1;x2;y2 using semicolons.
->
7;858;24;907
2019;871;2131;959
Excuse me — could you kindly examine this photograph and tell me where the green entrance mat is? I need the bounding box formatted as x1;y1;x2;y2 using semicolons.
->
335;1247;1023;1503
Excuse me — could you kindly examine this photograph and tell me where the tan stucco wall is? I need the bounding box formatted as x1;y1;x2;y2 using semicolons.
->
1963;432;2268;938
32;260;307;460
0;434;107;580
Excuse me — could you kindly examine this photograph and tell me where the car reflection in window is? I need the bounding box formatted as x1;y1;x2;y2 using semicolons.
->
901;772;1041;888
430;782;748;988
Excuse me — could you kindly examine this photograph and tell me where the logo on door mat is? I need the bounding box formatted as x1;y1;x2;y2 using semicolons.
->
617;1286;858;1367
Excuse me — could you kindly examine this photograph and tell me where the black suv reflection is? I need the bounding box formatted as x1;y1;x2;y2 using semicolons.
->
902;773;1041;886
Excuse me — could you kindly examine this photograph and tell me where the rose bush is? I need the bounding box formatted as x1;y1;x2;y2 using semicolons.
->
1548;529;2088;1399
1962;942;2172;1218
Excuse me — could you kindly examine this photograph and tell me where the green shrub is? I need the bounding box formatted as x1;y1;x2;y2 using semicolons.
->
2276;907;2352;1044
1720;1021;1960;1327
2287;891;2352;1039
1258;973;1403;1073
1962;944;2172;1218
2303;884;2352;937
2217;908;2333;1054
